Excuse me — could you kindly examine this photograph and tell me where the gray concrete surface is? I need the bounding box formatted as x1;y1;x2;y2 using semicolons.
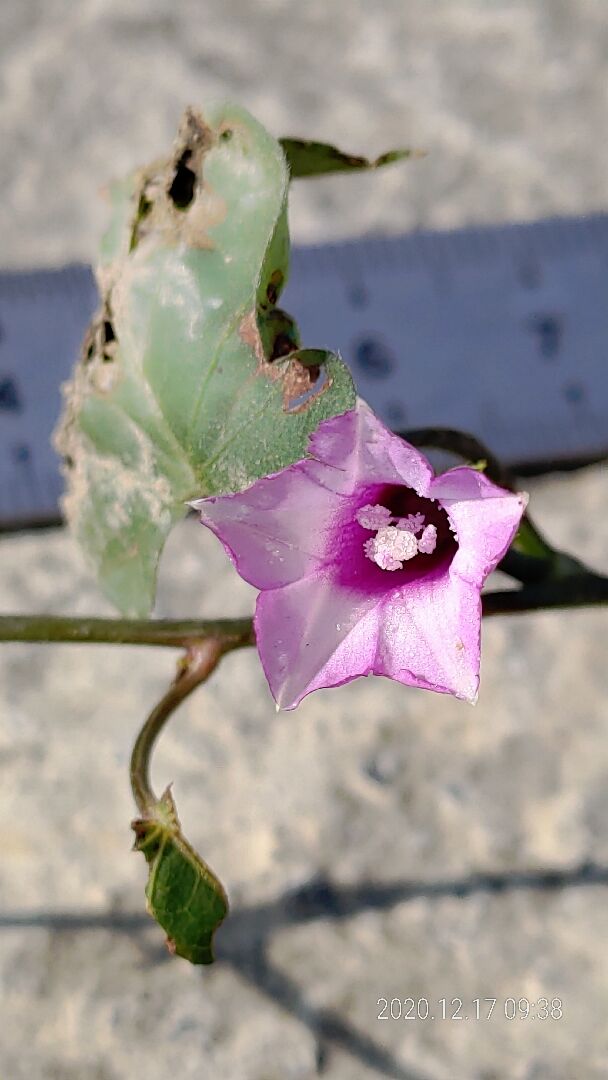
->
1;2;608;1078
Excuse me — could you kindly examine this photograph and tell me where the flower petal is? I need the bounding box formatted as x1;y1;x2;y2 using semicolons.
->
193;402;526;709
191;400;435;591
306;399;433;496
430;468;526;586
255;562;482;708
374;569;481;702
190;465;352;589
254;571;382;709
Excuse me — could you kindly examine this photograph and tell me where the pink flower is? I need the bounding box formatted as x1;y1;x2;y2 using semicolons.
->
191;402;526;709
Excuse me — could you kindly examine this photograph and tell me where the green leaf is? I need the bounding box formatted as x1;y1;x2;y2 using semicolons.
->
132;787;227;965
280;137;420;178
55;104;356;616
512;518;556;562
500;517;587;585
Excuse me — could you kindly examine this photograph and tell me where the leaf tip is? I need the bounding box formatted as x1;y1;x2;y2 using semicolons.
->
131;792;229;965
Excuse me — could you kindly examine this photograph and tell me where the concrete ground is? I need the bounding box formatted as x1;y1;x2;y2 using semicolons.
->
1;2;608;1078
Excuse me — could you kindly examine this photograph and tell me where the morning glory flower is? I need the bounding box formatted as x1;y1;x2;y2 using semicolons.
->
191;401;526;710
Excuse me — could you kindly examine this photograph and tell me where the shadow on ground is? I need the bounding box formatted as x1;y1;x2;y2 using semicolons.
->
2;861;607;1079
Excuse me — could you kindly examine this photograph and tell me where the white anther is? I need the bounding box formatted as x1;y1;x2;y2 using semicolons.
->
386;526;419;562
364;525;419;571
417;524;437;554
355;503;393;530
395;512;425;534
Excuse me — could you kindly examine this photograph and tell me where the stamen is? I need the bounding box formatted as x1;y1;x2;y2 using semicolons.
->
386;527;419;562
359;505;440;571
372;548;403;571
365;525;418;571
418;524;437;554
355;503;393;530
395;512;425;534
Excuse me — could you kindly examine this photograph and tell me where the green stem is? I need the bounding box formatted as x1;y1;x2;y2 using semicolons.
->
2;566;608;659
0;614;254;649
483;574;608;616
130;638;226;814
402;426;512;489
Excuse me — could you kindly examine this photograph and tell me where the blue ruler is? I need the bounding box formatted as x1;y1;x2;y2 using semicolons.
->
1;213;607;528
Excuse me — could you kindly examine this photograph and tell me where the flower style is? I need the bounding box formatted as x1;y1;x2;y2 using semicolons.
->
191;401;526;710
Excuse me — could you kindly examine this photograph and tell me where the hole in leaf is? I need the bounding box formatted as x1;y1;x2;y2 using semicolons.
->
101;313;118;362
168;150;197;209
304;363;321;383
269;333;296;362
265;270;283;307
284;358;328;413
137;193;153;220
257;307;300;362
129;191;153;251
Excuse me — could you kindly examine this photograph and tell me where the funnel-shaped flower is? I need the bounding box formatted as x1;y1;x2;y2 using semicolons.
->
191;402;525;709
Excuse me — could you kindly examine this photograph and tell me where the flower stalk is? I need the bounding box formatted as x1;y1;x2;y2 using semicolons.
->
129;640;230;963
130;639;225;814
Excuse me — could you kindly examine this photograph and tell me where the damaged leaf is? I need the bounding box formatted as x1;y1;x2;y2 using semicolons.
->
132;787;227;965
280;137;420;179
55;104;355;616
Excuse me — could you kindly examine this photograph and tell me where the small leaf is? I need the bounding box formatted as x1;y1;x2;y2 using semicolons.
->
512;519;556;562
500;518;586;585
280;137;420;179
55;104;356;615
514;519;585;576
132;787;227;965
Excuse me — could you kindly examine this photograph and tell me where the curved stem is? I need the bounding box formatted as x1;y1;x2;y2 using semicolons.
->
130;638;225;814
402;426;513;490
0;614;254;649
483;573;608;617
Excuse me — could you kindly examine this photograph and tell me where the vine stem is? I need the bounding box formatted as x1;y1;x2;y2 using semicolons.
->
1;566;608;658
130;638;225;815
482;574;608;616
402;427;512;490
0;615;253;649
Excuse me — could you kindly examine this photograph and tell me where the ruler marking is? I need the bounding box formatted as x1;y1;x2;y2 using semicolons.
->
291;213;608;278
1;215;607;528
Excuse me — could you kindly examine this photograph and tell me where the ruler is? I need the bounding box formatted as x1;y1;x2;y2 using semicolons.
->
1;213;607;529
